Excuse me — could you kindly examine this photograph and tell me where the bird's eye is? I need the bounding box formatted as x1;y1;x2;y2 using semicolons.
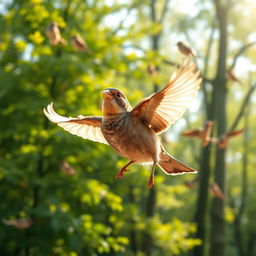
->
116;93;121;98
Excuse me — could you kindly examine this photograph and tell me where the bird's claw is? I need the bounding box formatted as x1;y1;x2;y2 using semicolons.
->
147;175;154;189
116;168;128;179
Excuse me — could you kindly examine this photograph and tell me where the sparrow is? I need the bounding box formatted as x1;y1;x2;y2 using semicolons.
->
45;22;66;45
147;64;158;76
209;183;225;200
184;177;199;189
177;42;197;57
182;121;214;147
44;64;201;188
210;129;244;149
2;218;32;230
226;68;241;83
71;34;91;53
60;161;76;175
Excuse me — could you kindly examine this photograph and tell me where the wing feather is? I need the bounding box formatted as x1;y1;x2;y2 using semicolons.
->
43;103;108;144
131;64;201;134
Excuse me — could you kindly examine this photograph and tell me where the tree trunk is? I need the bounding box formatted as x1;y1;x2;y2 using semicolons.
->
210;1;228;256
191;22;216;256
191;144;212;256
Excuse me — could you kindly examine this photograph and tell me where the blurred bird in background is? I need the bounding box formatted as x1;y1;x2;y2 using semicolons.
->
44;65;201;188
182;121;214;147
3;218;32;230
60;161;76;175
209;183;225;200
45;22;66;45
184;177;199;189
177;42;197;57
226;68;241;84
147;64;158;76
210;129;244;149
71;34;91;53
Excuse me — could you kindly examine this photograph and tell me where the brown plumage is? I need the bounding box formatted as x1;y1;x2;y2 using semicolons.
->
184;177;199;189
44;64;202;188
71;34;91;53
147;64;157;76
177;42;197;57
3;218;32;229
209;183;225;200
182;121;214;147
210;129;244;149
45;22;66;45
226;68;241;83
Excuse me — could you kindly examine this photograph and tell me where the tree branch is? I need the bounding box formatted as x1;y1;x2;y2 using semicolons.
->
111;4;138;36
150;0;157;22
229;82;256;132
231;41;256;69
202;21;216;112
159;0;170;24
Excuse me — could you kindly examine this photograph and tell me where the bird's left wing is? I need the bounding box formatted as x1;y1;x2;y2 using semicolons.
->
43;103;108;144
131;65;201;134
227;129;244;138
182;129;202;137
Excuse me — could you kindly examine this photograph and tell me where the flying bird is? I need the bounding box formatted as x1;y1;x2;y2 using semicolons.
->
45;22;66;45
182;121;214;147
3;218;32;230
184;177;199;189
60;161;76;175
71;34;91;53
210;129;244;149
44;65;201;188
177;42;197;57
147;64;158;76
209;183;225;200
226;68;241;83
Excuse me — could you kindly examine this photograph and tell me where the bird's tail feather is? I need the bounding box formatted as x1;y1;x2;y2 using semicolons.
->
158;149;197;175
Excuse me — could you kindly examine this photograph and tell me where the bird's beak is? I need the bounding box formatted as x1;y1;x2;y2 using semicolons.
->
101;89;113;99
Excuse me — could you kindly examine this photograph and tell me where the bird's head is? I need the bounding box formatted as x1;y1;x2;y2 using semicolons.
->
177;42;182;47
205;120;214;128
50;22;58;27
101;88;131;116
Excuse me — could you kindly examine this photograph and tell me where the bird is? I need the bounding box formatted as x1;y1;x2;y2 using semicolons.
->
3;218;32;230
226;68;241;83
60;161;76;175
181;121;214;147
43;64;201;188
71;34;91;53
184;177;199;189
45;22;66;45
147;64;158;76
209;183;225;200
177;42;197;57
210;129;244;149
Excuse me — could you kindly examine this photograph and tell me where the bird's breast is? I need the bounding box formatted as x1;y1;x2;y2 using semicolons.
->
102;114;160;162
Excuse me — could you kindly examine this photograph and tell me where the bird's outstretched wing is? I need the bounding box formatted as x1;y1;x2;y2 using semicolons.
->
43;103;108;144
182;129;202;137
131;65;201;134
227;129;244;138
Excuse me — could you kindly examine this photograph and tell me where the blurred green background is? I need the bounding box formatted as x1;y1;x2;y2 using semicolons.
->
0;0;256;255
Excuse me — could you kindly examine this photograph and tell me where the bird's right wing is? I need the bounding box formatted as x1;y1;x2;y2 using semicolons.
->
181;129;201;137
43;103;108;145
131;65;201;134
227;129;244;138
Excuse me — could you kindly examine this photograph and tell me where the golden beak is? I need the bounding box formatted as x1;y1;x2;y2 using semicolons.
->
101;89;113;99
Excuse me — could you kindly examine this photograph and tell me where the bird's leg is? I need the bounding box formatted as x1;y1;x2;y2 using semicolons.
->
147;162;157;189
116;160;134;179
